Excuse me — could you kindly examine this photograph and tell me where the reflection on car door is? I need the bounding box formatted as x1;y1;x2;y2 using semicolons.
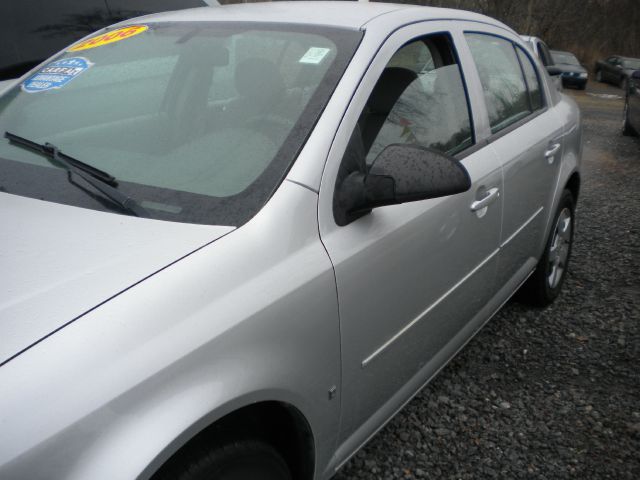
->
465;32;563;289
318;25;503;462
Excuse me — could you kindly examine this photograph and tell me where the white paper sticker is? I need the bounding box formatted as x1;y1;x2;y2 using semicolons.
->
299;47;331;65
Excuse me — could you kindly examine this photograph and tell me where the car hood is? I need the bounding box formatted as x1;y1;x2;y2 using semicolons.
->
0;193;234;365
555;64;587;74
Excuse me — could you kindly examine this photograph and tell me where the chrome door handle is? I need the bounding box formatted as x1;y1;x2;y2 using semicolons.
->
545;143;561;158
470;187;500;212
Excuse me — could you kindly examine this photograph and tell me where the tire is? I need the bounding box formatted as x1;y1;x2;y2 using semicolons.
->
595;70;602;82
578;82;587;90
152;439;292;480
620;76;628;92
622;99;636;136
517;190;575;307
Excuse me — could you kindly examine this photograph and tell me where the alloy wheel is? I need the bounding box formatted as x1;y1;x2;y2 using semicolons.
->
547;208;572;289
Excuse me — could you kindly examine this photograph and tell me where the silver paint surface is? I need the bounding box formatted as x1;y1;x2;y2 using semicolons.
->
0;3;582;480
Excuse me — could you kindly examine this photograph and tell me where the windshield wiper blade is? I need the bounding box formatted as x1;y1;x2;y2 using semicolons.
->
4;131;148;217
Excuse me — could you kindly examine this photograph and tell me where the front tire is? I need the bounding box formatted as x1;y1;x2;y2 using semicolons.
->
518;190;575;307
152;439;292;480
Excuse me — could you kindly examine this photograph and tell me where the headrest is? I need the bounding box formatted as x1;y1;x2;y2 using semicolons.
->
368;67;419;114
235;58;285;103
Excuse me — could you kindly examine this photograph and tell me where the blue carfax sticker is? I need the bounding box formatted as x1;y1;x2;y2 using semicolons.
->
22;57;93;93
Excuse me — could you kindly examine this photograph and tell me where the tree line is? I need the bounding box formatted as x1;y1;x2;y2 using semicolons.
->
400;0;640;69
221;0;640;69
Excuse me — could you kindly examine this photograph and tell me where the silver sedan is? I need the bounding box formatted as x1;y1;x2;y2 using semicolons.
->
0;2;581;479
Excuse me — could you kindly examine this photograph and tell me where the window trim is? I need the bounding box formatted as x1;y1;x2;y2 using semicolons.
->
514;43;547;112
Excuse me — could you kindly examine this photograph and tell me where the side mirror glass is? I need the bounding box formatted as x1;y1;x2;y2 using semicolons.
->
335;144;471;225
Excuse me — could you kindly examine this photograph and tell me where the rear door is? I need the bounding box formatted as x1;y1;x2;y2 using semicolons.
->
604;56;620;83
462;29;563;289
318;22;503;453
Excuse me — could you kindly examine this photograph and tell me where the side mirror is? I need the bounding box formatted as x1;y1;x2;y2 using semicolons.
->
334;144;471;225
546;66;562;76
632;70;640;80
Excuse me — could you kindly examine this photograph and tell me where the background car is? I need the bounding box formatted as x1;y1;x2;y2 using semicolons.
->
623;70;640;136
0;0;210;81
551;49;588;89
520;35;562;89
0;3;582;479
595;55;640;90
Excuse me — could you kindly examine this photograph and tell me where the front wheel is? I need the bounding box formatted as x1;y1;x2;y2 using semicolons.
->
517;190;575;307
152;439;292;480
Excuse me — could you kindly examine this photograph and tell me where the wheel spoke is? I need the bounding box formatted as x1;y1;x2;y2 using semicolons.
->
547;208;572;289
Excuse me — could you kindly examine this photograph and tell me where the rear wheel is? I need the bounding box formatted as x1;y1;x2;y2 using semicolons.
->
153;439;292;480
518;190;575;307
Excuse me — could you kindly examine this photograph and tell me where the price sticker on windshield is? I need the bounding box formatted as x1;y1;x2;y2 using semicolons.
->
299;47;331;65
22;57;93;93
68;25;148;52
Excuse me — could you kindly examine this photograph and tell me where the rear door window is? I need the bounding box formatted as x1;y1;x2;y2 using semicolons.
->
465;34;532;134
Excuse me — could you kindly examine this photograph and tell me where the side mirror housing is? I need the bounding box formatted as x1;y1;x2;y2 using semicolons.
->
334;144;471;226
546;66;562;76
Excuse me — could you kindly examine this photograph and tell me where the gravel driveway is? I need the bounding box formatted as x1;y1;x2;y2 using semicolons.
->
335;82;640;480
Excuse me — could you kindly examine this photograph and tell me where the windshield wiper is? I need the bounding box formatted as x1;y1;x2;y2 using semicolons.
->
4;131;148;217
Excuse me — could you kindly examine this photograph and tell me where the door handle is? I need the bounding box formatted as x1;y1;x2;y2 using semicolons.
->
470;187;500;212
545;143;561;161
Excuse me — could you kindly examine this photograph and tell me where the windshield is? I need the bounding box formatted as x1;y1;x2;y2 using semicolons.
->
622;59;640;69
552;52;580;66
0;22;361;225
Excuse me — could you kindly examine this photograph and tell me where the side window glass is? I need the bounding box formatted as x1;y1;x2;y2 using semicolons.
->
342;34;473;175
536;43;549;66
516;47;544;111
465;33;531;134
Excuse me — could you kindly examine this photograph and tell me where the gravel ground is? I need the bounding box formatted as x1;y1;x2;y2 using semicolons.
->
335;82;640;479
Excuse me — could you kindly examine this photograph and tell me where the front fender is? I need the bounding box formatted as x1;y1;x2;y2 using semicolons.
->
0;182;341;480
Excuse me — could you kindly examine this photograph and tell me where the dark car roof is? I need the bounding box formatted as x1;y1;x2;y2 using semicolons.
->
0;0;207;80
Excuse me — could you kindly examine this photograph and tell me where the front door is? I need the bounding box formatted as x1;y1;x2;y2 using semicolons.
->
318;24;503;455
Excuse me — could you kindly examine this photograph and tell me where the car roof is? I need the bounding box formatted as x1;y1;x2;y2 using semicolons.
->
123;1;513;32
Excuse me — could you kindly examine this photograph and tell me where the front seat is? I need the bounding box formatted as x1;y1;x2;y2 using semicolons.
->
225;58;286;127
360;67;420;156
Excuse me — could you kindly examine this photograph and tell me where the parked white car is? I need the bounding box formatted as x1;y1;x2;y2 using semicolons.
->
0;2;581;479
